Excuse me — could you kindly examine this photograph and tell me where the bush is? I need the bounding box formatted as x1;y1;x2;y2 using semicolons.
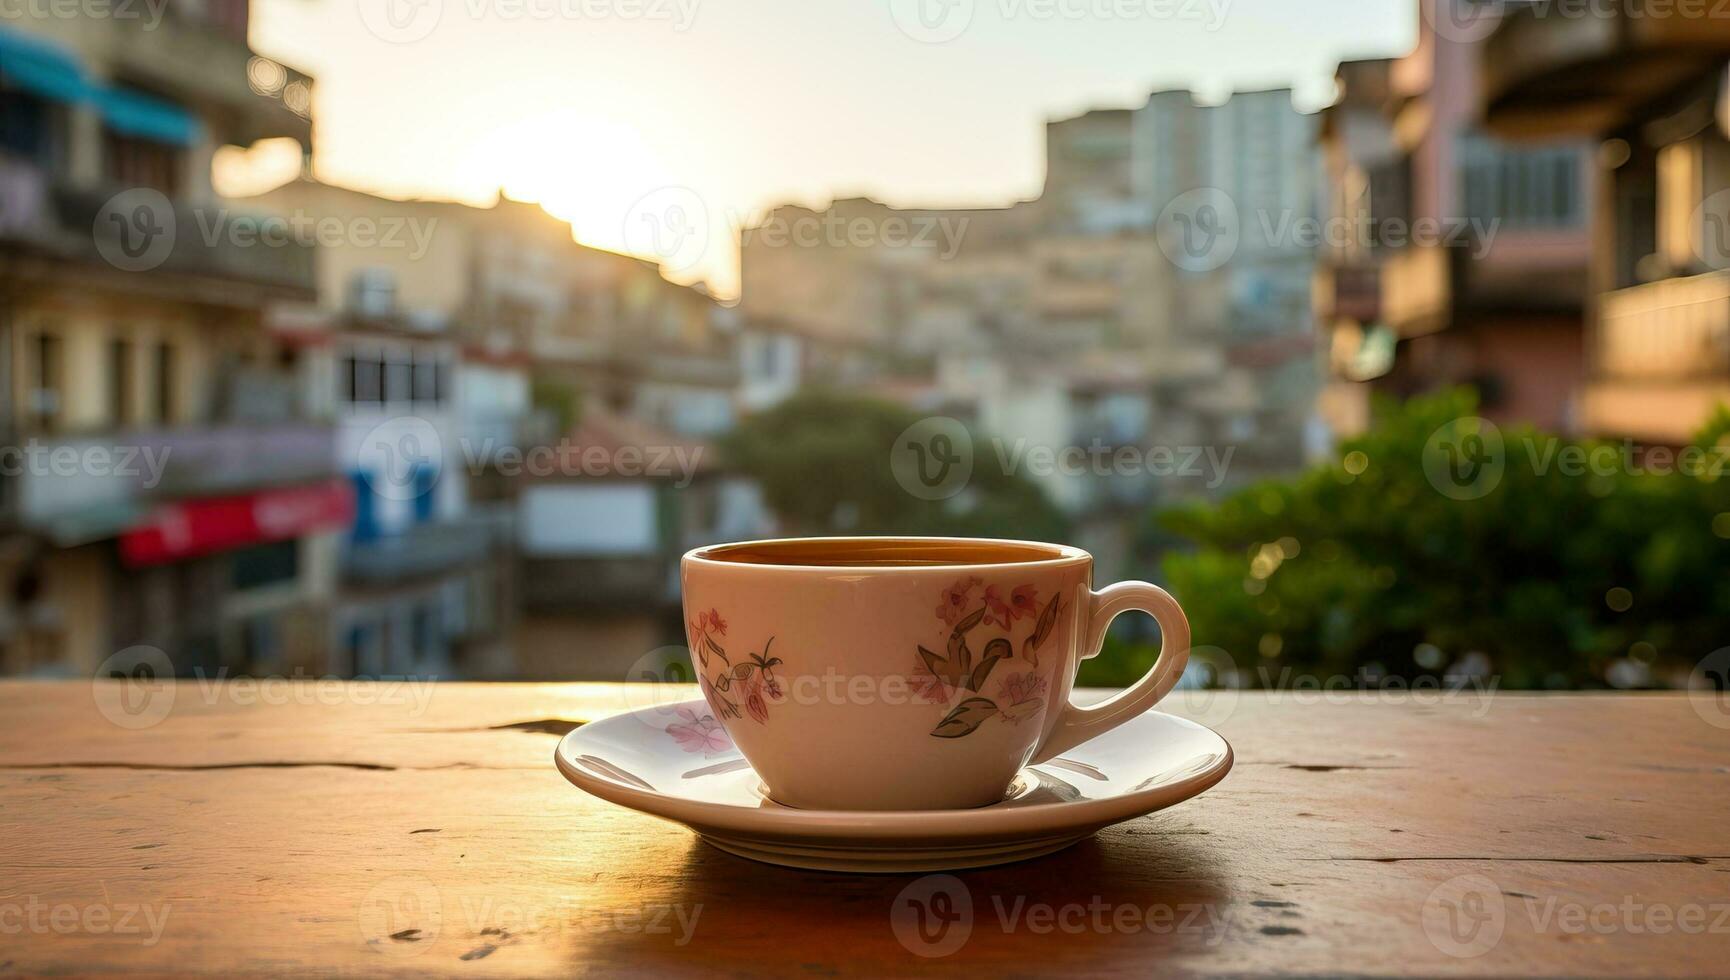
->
1084;389;1730;690
722;388;1070;542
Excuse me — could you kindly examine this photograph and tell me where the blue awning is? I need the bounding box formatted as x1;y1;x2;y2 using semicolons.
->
0;25;92;103
93;85;202;147
0;28;200;147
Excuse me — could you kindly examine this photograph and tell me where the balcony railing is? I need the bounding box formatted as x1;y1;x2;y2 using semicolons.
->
1379;244;1453;336
344;511;510;586
1313;261;1380;324
1379;239;1587;337
14;421;341;544
0;165;316;298
519;556;677;612
1598;271;1730;381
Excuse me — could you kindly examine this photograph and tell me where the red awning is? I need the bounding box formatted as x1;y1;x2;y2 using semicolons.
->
119;479;355;567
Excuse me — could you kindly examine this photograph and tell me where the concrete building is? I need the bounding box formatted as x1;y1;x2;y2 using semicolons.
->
512;411;768;680
242;180;542;677
0;17;345;676
1314;58;1402;438
1356;0;1596;433
1480;3;1730;443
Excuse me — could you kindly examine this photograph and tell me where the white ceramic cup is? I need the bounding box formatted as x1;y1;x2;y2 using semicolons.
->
680;537;1191;810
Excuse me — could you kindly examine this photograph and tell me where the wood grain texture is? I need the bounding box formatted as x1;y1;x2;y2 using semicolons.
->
2;682;1727;977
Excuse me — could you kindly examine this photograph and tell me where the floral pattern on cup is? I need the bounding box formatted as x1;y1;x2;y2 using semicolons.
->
915;578;1064;738
666;706;732;756
689;607;785;725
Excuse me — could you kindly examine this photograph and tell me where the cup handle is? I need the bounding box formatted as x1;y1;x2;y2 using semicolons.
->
1030;581;1191;765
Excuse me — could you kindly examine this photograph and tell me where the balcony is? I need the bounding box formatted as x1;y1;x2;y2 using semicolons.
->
14;422;340;545
1313;261;1380;325
1379;244;1453;336
0;164;315;301
344;511;510;586
114;15;313;147
1482;0;1730;137
1380;241;1587;338
1585;271;1730;441
519;556;676;612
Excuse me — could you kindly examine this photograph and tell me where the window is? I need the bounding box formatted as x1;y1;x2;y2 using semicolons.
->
154;342;175;424
341;354;358;402
107;339;132;427
1460;135;1581;229
347;352;383;405
413;353;439;405
0;89;59;169
30;331;61;432
104;131;181;197
232;540;300;591
384;357;412;405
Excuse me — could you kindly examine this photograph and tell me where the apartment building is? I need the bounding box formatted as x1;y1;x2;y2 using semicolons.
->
1347;0;1596;433
1480;1;1730;443
1314;58;1401;437
0;17;344;676
240;180;559;677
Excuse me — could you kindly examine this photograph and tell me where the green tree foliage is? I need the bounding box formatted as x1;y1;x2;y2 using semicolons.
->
722;388;1069;542
1094;389;1730;689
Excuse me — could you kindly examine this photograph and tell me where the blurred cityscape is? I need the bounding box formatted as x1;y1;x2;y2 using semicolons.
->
2;0;1727;686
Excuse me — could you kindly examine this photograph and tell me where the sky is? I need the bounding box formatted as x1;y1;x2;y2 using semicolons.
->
235;0;1415;298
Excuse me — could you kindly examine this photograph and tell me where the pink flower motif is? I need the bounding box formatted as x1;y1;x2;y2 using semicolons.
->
909;661;957;705
739;673;771;724
667;707;732;755
985;584;1038;627
996;670;1049;726
707;609;727;636
998;670;1048;706
936;577;983;626
744;691;769;724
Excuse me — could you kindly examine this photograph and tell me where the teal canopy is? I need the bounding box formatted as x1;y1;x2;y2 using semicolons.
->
0;25;91;104
0;27;201;147
93;85;201;147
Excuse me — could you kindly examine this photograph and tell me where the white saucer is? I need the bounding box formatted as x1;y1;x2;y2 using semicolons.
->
553;699;1233;872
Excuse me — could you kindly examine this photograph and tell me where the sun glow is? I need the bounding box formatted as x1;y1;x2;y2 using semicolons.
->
461;110;723;288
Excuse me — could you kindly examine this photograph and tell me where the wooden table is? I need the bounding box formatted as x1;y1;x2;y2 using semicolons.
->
2;682;1726;977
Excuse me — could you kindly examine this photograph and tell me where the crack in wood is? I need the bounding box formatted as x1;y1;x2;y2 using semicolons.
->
1306;855;1730;864
1282;764;1399;772
397;719;586;736
0;762;542;772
